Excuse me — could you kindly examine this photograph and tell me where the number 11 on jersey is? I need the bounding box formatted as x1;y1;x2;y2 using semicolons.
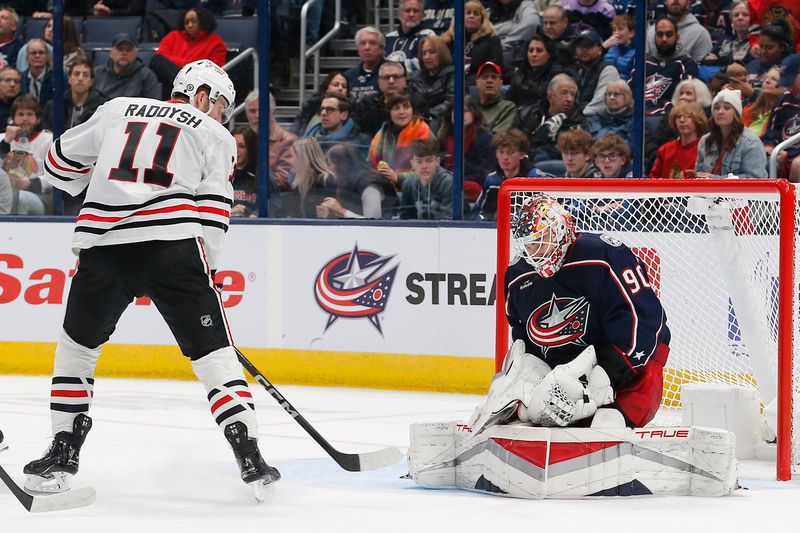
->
108;121;181;187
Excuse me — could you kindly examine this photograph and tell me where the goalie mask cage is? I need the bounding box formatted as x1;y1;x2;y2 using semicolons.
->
495;178;799;481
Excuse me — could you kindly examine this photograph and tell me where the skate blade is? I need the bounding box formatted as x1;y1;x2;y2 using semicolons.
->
24;472;71;494
250;478;277;503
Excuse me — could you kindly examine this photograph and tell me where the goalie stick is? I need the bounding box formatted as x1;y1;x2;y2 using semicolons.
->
234;348;403;472
0;432;95;513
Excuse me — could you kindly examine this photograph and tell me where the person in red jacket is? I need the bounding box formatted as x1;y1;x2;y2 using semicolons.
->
150;7;228;99
649;101;709;179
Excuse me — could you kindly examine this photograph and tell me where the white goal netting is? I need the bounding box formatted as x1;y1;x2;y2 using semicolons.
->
497;181;799;478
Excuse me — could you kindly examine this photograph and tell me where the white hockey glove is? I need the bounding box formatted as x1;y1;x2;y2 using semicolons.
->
544;113;566;141
467;340;551;434
586;364;614;406
522;346;615;427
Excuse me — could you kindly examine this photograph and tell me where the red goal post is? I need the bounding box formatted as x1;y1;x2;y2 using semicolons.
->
495;178;798;480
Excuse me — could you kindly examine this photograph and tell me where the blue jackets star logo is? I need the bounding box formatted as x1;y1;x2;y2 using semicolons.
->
314;244;399;335
527;294;590;355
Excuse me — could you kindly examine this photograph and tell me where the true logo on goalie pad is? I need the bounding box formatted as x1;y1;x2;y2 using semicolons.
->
527;294;590;355
407;424;738;498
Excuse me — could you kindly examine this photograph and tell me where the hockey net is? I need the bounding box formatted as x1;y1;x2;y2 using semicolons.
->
495;178;799;480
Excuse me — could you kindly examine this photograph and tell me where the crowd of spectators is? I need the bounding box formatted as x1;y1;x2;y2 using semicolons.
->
0;2;240;214
263;0;800;221
3;0;800;220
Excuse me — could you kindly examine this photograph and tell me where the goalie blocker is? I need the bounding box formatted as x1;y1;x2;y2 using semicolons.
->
406;421;738;498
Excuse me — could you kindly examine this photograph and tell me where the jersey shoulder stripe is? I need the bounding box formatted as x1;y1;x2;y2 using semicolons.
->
43;161;73;183
54;138;89;170
47;149;91;175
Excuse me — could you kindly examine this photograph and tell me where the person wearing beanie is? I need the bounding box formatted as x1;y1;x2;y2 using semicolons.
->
694;88;768;179
712;87;743;116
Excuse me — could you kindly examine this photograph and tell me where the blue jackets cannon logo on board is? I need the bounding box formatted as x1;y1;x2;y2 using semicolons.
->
314;244;399;334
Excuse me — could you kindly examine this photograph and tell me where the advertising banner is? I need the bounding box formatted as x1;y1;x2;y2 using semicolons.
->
0;222;500;359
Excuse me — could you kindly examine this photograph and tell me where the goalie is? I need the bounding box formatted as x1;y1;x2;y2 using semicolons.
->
407;195;738;498
485;194;670;431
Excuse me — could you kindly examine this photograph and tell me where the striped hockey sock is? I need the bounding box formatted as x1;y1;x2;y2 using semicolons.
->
50;376;95;435
192;346;259;435
51;330;101;435
207;379;255;428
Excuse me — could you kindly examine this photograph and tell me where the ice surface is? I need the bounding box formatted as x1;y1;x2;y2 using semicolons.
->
0;375;798;532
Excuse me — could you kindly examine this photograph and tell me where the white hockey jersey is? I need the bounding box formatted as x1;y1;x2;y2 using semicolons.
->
11;129;53;177
43;97;236;269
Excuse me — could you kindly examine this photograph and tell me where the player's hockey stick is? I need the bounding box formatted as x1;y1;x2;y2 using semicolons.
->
234;348;403;472
0;432;95;513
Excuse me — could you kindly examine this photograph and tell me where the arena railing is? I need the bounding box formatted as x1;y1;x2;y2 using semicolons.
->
224;47;259;132
770;131;800;179
299;0;342;105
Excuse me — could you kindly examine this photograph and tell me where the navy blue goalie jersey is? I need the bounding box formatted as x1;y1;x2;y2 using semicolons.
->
504;232;670;388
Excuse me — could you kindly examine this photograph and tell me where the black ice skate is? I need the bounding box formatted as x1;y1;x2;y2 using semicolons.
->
23;414;92;494
224;421;280;501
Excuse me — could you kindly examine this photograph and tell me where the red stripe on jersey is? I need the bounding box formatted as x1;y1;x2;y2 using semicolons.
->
236;391;252;399
211;395;233;413
48;150;91;174
51;389;89;398
77;203;200;223
198;206;231;218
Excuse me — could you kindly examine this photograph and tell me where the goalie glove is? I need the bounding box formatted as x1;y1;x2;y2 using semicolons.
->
521;346;615;427
467;340;551;433
586;364;614;406
523;367;595;426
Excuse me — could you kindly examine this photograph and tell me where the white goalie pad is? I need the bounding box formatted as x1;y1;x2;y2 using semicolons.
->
466;340;552;434
407;422;738;498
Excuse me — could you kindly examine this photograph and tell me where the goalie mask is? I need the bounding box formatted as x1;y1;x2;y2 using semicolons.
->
172;59;236;124
511;195;576;278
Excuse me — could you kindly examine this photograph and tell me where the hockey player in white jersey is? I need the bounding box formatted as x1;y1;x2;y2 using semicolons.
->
23;60;280;500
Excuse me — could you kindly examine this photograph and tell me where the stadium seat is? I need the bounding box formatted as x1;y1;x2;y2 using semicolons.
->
83;16;141;50
91;49;110;67
72;17;84;42
214;16;258;53
137;49;156;65
140;9;182;43
24;17;48;41
92;48;155;69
